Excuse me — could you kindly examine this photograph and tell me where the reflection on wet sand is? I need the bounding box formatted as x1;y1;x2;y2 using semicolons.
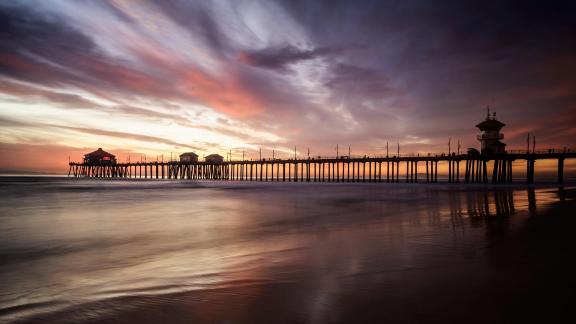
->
447;187;559;222
0;178;574;323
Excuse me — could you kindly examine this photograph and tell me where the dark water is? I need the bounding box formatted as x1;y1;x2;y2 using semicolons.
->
1;177;575;323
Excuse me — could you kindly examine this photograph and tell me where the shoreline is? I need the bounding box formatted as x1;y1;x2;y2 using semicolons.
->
1;174;575;188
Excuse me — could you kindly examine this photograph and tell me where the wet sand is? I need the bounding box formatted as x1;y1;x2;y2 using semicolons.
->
1;178;575;323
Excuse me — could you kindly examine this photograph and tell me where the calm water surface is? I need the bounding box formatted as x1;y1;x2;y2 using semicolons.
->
0;177;575;323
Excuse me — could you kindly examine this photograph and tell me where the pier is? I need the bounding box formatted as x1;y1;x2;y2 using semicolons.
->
67;111;575;184
68;151;575;184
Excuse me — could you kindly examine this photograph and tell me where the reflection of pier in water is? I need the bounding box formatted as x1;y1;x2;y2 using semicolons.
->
466;190;517;217
446;188;550;228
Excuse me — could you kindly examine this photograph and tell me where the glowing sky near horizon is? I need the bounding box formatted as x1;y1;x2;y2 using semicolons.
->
0;0;575;172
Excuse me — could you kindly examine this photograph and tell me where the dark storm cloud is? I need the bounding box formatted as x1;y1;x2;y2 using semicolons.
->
239;45;336;70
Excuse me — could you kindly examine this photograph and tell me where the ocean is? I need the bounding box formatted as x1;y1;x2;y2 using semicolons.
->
1;176;575;323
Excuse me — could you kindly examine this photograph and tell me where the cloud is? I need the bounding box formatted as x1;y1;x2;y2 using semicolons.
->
325;64;396;100
0;2;265;117
1;0;576;170
55;125;201;150
0;79;185;121
0;79;102;109
238;45;336;70
0;116;200;150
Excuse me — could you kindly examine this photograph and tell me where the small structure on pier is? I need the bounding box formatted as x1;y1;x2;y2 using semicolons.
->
180;152;198;162
476;110;506;155
83;148;116;165
205;154;224;163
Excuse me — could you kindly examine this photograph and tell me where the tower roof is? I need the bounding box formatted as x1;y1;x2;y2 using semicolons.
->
476;118;505;130
84;148;115;159
476;109;505;130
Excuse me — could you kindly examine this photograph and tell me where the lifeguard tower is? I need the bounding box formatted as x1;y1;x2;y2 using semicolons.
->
476;109;506;155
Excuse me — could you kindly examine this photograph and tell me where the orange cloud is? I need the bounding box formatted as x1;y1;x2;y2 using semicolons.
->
181;69;264;117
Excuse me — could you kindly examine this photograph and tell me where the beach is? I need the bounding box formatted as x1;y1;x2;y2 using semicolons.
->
1;177;575;323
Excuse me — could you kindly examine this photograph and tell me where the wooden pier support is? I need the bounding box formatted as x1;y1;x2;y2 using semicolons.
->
526;159;535;184
558;158;564;184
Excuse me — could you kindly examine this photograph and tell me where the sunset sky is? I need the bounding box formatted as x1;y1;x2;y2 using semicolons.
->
1;0;575;173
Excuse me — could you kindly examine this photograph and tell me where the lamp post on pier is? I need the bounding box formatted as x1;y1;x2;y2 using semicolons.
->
386;141;389;157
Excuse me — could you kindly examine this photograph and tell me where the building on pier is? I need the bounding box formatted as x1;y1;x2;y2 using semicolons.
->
179;152;198;162
476;110;506;155
83;148;116;165
205;154;224;163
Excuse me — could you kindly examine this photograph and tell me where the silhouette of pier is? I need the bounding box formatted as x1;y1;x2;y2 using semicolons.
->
68;111;575;184
68;150;575;184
